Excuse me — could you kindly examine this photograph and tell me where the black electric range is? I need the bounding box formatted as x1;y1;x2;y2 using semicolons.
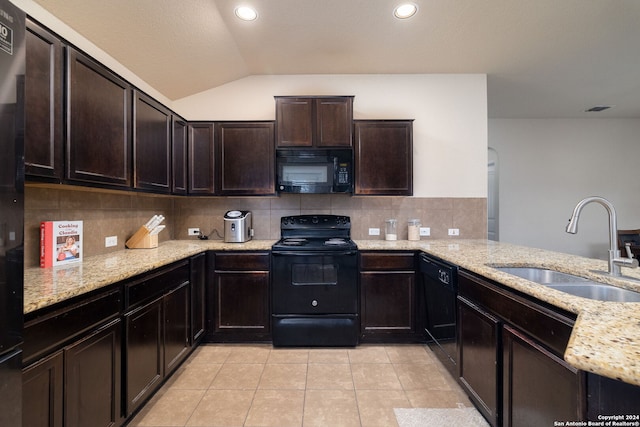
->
271;215;359;347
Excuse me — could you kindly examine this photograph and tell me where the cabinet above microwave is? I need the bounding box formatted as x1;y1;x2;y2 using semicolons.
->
275;96;354;148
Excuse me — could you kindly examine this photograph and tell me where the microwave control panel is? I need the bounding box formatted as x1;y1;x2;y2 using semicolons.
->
337;162;351;185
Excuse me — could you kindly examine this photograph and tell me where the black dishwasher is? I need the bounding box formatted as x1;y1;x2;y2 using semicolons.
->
420;253;458;377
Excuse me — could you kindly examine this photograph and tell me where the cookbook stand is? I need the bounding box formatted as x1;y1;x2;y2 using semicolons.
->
126;226;158;249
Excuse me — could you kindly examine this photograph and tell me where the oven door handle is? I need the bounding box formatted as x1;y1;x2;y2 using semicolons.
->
272;250;358;257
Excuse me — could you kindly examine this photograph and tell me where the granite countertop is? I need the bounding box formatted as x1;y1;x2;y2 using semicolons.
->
24;238;640;387
24;239;276;314
356;239;640;387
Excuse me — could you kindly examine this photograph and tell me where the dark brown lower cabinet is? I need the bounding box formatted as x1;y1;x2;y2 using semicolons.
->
359;251;418;343
190;253;207;345
23;257;202;427
123;261;191;417
64;319;122;427
124;297;163;416
502;324;584;427
457;269;592;426
163;282;190;375
458;296;500;427
22;350;63;427
208;252;270;342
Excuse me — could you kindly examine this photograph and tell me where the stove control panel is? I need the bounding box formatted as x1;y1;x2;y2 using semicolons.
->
281;215;350;228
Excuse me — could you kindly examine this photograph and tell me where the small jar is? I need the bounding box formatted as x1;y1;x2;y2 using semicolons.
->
385;219;398;241
408;219;421;241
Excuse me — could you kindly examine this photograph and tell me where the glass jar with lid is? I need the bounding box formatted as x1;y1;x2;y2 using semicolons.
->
408;219;421;241
385;219;398;241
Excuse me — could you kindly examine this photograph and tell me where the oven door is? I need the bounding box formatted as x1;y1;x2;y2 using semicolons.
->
272;251;358;314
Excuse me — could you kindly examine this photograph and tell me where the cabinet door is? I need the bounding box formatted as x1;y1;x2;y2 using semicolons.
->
66;48;131;187
172;116;188;195
502;325;585;426
214;271;270;334
23;350;64;427
133;91;171;193
315;97;353;147
25;20;64;180
275;97;313;147
215;122;275;195
276;97;353;148
124;297;163;417
164;281;190;375
64;319;122;427
458;296;500;427
188;122;215;194
354;120;413;195
360;271;415;335
190;253;206;344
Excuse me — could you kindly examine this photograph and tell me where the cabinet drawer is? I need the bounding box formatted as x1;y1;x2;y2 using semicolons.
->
215;252;270;271
360;252;415;271
126;261;189;309
458;270;575;356
24;288;122;365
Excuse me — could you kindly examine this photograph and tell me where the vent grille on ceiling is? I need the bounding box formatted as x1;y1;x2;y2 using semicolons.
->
585;105;614;112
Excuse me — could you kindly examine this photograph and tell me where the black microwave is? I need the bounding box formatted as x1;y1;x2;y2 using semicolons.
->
276;149;353;194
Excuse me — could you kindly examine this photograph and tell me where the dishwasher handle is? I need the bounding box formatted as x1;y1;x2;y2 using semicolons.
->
420;254;456;289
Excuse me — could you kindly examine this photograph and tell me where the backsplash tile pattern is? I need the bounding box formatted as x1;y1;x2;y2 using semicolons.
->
24;185;487;267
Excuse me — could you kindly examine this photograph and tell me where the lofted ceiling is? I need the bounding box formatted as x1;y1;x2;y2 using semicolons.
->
29;0;640;118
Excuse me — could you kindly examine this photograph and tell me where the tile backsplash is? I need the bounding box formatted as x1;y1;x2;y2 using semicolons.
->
25;184;487;267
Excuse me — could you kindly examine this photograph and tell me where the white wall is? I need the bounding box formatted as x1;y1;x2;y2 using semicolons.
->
489;118;640;259
173;74;488;198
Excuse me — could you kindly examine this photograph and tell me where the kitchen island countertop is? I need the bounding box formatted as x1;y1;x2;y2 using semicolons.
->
24;238;640;387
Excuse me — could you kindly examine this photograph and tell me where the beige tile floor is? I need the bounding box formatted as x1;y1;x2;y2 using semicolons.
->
128;344;473;427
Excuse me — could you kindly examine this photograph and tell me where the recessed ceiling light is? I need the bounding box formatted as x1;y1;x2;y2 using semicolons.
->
394;3;418;19
235;6;258;21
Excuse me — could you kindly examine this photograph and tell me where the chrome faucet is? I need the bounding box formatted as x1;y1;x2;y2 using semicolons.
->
566;196;638;276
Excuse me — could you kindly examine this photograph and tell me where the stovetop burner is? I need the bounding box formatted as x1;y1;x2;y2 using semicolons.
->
280;238;308;246
272;215;357;252
324;238;349;246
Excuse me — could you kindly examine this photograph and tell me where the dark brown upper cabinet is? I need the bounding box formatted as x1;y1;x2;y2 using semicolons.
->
25;20;64;181
133;90;171;193
215;121;275;196
354;120;413;196
275;96;353;148
172;115;188;195
188;122;216;195
66;47;132;188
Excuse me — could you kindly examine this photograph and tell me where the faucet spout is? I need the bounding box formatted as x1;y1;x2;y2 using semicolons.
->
566;196;637;276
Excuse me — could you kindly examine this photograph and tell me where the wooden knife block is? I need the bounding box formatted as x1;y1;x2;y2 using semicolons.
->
126;226;158;249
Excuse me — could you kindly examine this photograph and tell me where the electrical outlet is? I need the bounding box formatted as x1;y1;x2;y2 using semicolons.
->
188;228;200;236
105;236;117;247
368;228;380;236
448;228;460;236
419;227;431;236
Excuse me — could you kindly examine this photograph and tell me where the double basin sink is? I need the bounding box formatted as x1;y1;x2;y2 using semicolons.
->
494;267;640;303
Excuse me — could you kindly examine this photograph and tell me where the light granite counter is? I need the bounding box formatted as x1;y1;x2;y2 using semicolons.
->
356;239;640;387
24;238;640;387
24;239;275;315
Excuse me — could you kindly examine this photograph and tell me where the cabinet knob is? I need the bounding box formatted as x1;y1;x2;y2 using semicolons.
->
311;300;318;307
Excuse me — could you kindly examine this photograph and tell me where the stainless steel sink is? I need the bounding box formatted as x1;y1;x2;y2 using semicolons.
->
494;267;589;284
546;283;640;302
494;266;640;302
